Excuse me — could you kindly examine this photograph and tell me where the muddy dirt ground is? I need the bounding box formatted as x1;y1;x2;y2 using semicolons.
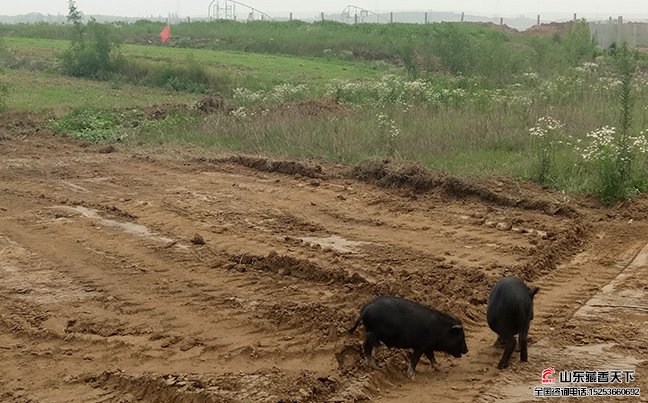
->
0;124;647;402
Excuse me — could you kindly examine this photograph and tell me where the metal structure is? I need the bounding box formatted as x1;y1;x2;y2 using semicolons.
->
208;0;273;21
341;5;388;24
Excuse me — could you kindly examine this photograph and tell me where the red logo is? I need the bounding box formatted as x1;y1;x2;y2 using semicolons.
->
542;368;556;384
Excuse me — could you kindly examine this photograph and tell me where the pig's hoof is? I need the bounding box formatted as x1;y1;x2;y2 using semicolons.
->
407;366;415;380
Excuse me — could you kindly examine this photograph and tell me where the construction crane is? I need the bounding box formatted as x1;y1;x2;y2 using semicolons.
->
341;5;388;24
207;0;274;21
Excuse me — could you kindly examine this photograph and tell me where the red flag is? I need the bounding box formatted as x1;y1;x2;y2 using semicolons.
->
160;25;171;43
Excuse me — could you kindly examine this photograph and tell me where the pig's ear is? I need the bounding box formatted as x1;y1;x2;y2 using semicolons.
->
529;287;540;298
450;324;463;334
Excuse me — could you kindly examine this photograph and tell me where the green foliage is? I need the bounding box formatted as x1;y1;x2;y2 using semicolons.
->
116;55;219;93
49;108;142;143
0;40;7;110
61;1;122;79
66;0;83;43
528;117;567;184
593;44;647;204
1;19;602;85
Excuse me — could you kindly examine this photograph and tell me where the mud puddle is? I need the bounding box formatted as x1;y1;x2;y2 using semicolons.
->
299;235;369;253
52;206;183;247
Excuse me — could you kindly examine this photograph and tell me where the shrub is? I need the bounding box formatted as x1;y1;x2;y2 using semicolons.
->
528;116;568;184
582;45;648;203
49;108;140;143
0;40;7;110
60;1;122;79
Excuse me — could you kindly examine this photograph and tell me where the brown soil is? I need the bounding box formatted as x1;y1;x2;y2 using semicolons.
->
0;120;646;402
196;155;325;179
269;97;354;118
472;22;520;34
142;93;229;120
523;21;574;35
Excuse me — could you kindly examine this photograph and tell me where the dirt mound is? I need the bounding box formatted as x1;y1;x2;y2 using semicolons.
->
512;223;590;281
271;97;354;118
349;159;444;191
524;21;573;35
350;159;578;217
198;155;324;179
228;251;368;285
143;93;228;120
195;94;225;113
142;103;186;120
471;21;519;33
0;111;50;137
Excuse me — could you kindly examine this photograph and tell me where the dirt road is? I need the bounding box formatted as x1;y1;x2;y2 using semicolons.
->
0;128;646;402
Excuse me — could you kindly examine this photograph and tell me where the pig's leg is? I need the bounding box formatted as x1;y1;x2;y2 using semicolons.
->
407;349;424;379
519;325;529;362
363;332;380;369
424;350;438;371
498;335;516;370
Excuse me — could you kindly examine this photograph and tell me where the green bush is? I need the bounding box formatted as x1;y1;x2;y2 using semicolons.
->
49;108;141;143
60;1;123;79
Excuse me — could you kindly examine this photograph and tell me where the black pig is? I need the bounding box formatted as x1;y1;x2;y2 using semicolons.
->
349;296;468;378
487;276;539;369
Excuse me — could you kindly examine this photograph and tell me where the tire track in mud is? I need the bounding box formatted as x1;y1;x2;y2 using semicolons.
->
371;226;638;403
0;189;381;401
0;136;608;402
477;233;648;402
0;220;345;401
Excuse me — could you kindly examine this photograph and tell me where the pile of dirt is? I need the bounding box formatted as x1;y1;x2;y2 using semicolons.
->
349;159;579;217
270;97;354;118
512;223;590;280
198;155;325;179
0;111;49;138
195;93;225;113
143;103;186;120
471;21;520;34
524;21;573;35
143;93;228;120
349;159;445;192
227;251;368;286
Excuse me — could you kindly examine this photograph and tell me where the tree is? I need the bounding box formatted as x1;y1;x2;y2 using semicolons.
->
67;0;84;45
61;1;122;79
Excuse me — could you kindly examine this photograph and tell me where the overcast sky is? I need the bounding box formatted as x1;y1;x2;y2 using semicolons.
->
3;1;647;18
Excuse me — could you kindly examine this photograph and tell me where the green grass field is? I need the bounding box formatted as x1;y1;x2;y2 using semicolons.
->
4;68;195;111
2;37;392;89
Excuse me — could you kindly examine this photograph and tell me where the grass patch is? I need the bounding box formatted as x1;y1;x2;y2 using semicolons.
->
4;68;195;112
